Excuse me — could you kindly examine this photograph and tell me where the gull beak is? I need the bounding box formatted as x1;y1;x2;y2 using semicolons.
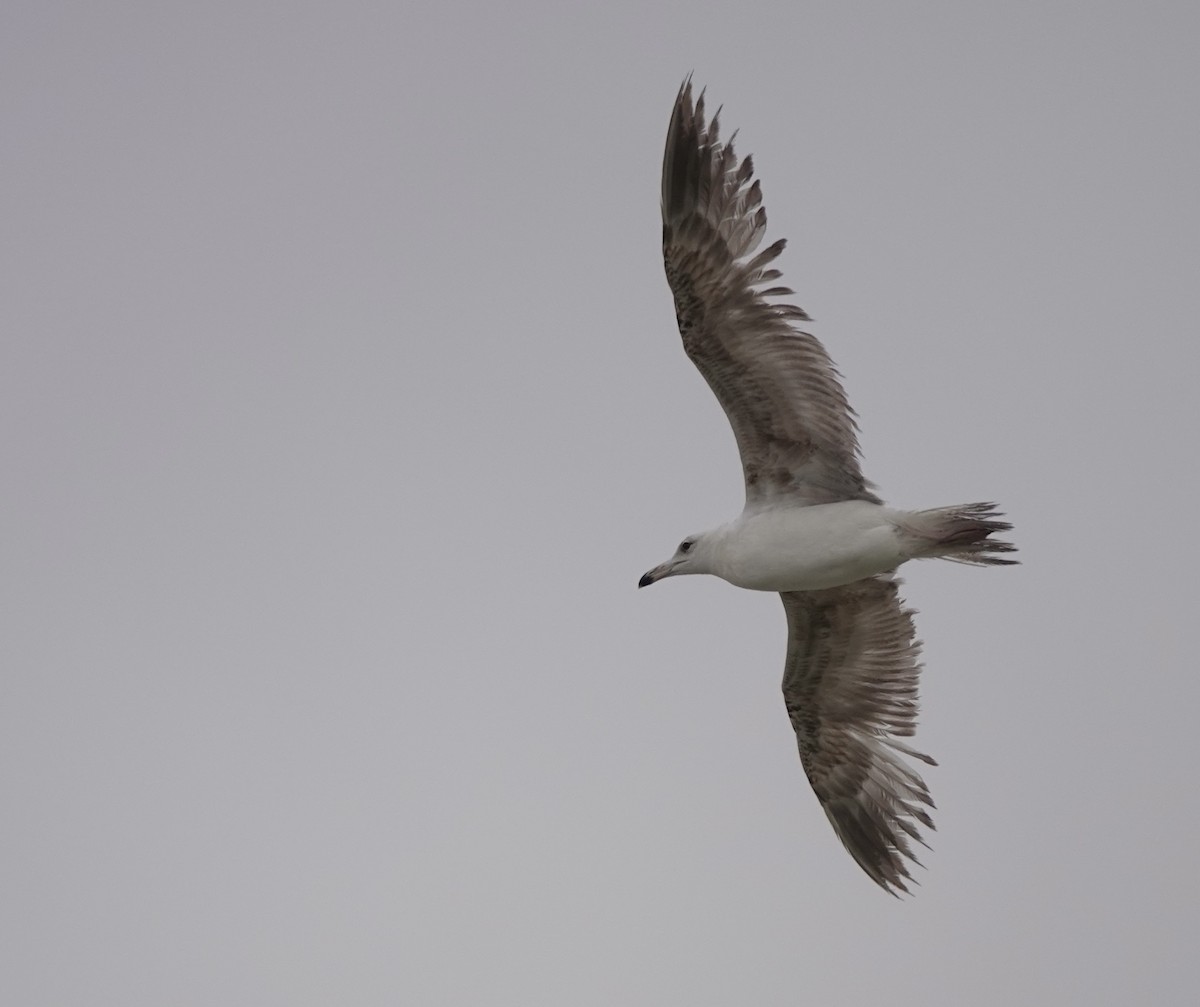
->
638;561;674;588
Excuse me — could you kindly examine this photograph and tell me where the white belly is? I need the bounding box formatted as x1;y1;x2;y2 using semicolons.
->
715;501;908;592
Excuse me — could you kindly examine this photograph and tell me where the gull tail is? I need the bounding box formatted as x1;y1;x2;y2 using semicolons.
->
901;502;1018;567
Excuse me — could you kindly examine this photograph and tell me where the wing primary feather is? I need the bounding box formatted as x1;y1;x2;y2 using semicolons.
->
662;81;871;505
780;578;935;896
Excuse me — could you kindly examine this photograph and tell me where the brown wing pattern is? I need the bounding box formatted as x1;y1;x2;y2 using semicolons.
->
780;577;936;895
662;80;879;507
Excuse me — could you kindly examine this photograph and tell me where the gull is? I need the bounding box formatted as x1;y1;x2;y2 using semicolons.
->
639;80;1016;896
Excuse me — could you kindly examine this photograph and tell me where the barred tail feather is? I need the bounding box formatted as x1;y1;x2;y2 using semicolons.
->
902;502;1018;566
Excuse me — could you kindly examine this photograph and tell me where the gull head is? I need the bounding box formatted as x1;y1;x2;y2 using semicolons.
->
639;533;712;588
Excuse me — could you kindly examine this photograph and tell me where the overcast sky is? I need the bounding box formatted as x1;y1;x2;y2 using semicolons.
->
4;2;1199;1004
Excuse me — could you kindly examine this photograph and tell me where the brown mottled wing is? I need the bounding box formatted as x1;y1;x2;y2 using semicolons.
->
662;80;879;508
780;577;936;895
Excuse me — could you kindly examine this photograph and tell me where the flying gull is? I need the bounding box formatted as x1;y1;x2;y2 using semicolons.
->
639;80;1017;896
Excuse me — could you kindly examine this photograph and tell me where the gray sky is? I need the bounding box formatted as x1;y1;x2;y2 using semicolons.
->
4;2;1199;1004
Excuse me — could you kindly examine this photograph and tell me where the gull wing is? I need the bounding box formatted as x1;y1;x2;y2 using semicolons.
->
662;80;879;508
780;576;935;895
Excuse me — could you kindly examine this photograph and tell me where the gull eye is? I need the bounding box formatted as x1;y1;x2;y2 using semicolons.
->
679;539;693;554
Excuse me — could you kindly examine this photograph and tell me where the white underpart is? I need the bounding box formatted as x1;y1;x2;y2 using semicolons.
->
710;500;910;592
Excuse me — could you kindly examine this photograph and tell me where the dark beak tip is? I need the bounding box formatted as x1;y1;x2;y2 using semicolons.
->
638;572;655;589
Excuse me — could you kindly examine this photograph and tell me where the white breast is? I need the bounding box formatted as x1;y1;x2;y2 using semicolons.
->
714;501;908;592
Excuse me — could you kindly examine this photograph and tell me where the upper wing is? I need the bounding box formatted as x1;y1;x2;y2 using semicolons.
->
780;576;935;895
662;80;878;508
